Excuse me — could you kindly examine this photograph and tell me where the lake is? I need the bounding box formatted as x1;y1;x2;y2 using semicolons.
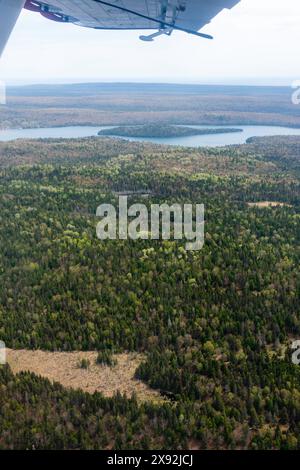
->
1;124;300;147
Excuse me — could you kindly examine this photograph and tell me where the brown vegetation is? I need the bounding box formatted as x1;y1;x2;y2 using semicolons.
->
2;83;300;129
6;349;163;403
247;201;291;208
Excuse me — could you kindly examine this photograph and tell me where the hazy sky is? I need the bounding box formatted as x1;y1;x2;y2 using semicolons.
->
1;0;300;85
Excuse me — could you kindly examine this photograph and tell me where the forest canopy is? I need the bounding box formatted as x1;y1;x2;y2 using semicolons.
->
98;125;243;138
0;135;300;450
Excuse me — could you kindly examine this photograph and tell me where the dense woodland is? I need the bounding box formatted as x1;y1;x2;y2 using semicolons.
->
0;135;300;449
98;124;242;138
2;83;300;128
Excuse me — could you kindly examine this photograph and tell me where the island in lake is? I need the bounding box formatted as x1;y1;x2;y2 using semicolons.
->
98;124;243;139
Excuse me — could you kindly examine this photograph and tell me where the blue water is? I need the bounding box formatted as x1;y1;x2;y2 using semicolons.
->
1;124;300;147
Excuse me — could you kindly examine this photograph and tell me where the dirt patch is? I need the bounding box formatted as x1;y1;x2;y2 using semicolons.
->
6;349;163;403
247;201;291;208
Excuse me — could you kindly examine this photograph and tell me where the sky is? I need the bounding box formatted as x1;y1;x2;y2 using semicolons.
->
0;0;300;85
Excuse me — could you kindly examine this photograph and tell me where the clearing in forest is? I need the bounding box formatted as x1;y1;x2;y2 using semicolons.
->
247;201;291;208
6;349;163;403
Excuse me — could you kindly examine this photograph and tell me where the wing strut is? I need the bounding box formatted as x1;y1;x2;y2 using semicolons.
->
92;0;213;40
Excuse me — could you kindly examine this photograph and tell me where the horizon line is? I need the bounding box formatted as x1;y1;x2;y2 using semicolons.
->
5;79;295;89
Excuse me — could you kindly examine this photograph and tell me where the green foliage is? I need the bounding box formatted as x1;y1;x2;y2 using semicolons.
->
79;358;90;369
98;124;242;138
96;351;117;367
1;136;300;449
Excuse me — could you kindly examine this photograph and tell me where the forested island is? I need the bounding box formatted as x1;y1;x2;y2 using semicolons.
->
98;124;243;138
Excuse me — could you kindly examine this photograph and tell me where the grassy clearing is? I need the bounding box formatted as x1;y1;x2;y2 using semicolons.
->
247;201;291;208
6;349;164;403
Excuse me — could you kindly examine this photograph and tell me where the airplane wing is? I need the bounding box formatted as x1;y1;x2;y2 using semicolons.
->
0;0;241;55
0;0;25;57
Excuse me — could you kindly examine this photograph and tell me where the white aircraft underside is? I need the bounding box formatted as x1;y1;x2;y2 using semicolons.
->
0;0;241;56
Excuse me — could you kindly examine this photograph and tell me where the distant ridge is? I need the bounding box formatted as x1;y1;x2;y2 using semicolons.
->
7;82;292;98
